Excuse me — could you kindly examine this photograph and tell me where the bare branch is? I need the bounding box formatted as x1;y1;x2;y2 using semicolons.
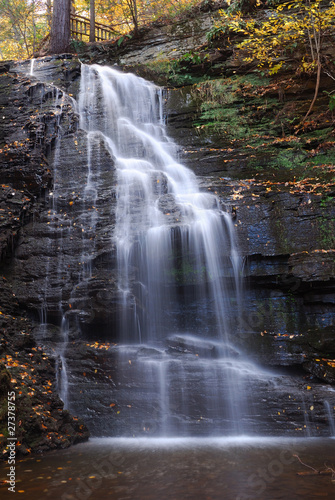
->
293;454;319;473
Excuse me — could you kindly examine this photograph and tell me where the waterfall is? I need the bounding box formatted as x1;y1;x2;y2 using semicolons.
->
75;64;249;435
324;400;335;436
24;59;334;438
30;58;35;76
78;65;241;345
33;86;72;407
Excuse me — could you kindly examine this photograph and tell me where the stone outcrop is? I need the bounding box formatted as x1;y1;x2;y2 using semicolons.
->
77;1;225;70
0;60;89;457
0;275;89;457
167;99;335;374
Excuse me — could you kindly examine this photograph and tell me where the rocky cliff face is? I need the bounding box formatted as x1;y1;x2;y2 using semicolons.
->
77;1;222;69
163;90;335;394
0;31;334;447
0;58;89;457
163;82;335;382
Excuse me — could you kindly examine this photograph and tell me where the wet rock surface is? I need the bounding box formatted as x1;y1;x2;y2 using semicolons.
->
11;128;118;329
51;339;335;438
76;4;223;70
163;84;335;387
0;54;334;446
166;334;240;358
0;61;89;457
16;55;82;97
0;278;89;458
0;185;33;260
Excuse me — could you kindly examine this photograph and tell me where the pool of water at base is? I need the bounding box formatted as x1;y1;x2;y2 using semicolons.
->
1;437;335;499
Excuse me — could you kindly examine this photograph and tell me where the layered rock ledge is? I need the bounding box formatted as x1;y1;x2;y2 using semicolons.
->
0;60;89;457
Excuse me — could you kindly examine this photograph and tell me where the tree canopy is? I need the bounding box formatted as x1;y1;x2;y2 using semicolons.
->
0;0;201;60
0;0;47;59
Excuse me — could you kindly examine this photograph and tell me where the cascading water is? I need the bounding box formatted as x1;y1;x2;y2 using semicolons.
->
35;87;72;407
79;65;240;343
74;64;256;436
24;59;334;439
29;58;35;76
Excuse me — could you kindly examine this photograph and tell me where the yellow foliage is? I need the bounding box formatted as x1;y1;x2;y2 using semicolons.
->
74;0;200;35
0;0;48;60
214;0;335;76
1;0;201;59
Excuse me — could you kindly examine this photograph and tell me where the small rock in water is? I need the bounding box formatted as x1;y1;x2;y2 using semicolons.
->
166;335;239;359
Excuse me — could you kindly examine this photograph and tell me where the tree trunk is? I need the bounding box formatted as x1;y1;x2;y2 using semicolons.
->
46;0;53;30
132;0;138;34
90;0;95;42
303;58;322;121
32;0;36;54
50;0;71;54
126;0;138;34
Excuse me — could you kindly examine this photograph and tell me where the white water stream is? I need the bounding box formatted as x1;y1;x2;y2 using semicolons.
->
75;64;260;435
79;64;241;342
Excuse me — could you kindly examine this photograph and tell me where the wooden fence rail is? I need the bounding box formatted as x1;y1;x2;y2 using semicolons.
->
70;14;114;42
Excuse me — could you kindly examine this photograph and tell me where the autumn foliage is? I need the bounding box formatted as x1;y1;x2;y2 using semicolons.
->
0;0;202;60
210;0;335;118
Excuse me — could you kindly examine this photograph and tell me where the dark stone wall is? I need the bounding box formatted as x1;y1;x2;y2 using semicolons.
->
0;60;89;457
164;85;335;383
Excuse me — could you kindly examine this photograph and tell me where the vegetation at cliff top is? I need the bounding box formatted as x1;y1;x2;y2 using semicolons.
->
1;0;334;181
209;0;335;119
190;72;335;182
0;0;203;60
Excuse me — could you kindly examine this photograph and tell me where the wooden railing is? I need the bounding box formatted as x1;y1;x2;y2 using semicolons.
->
70;14;114;42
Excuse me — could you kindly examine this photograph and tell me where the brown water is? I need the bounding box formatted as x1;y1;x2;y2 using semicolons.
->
1;437;335;499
